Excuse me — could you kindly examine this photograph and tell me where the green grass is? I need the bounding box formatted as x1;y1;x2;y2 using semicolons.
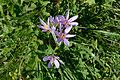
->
0;0;120;80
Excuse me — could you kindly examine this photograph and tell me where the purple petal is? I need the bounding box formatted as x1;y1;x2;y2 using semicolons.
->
48;61;52;68
55;56;60;59
64;38;69;46
66;10;69;20
55;31;59;36
47;18;49;26
57;38;62;43
58;15;65;21
42;30;47;32
59;23;62;32
43;56;49;61
39;18;46;26
70;22;78;26
59;60;64;64
55;16;59;23
54;59;60;68
51;26;56;32
66;34;76;38
49;16;54;22
38;26;44;29
68;15;78;22
65;26;72;34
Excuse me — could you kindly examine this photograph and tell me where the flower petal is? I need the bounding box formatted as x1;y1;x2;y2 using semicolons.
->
47;18;50;26
55;31;59;36
68;15;78;22
64;38;69;46
57;38;62;43
54;59;60;68
58;15;65;21
65;26;72;34
39;18;46;26
51;26;56;32
66;34;76;38
49;16;54;23
43;56;49;61
55;56;60;60
59;23;63;32
70;22;78;26
48;61;52;68
38;26;44;29
59;60;64;65
42;30;47;32
55;16;59;23
66;10;69;20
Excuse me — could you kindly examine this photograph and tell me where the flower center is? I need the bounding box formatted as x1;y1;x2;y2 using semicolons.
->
61;33;66;39
44;25;49;30
64;20;70;26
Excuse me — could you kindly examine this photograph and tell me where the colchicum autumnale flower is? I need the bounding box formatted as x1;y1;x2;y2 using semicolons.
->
57;10;78;28
43;55;64;68
49;16;58;25
56;25;76;46
38;18;51;32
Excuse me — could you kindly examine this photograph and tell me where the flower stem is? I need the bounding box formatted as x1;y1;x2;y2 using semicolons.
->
51;31;60;46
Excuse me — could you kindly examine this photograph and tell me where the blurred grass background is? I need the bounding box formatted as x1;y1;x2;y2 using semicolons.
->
0;0;120;80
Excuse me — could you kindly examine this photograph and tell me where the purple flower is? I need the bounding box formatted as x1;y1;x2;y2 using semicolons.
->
56;26;75;46
43;55;64;68
38;18;50;32
49;16;58;25
57;10;78;27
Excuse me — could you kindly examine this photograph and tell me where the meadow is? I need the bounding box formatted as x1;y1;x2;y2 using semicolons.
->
0;0;120;80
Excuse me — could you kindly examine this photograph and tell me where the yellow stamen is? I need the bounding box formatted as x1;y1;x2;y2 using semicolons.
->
64;21;70;26
61;33;65;39
44;25;49;30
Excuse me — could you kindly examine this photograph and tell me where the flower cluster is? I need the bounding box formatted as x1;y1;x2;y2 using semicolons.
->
38;10;78;46
38;10;78;68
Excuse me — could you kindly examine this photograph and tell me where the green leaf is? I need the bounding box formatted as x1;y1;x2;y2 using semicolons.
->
97;30;120;37
86;0;95;5
105;0;116;3
0;5;3;16
41;1;50;6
